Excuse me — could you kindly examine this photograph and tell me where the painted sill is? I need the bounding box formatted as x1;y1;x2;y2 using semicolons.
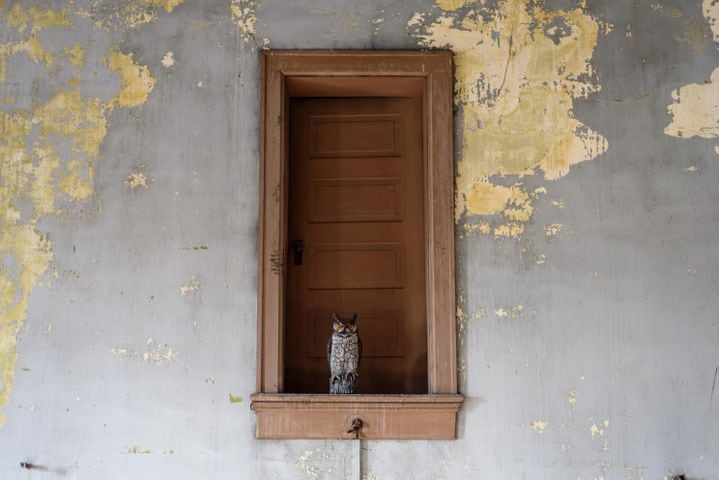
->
250;393;463;440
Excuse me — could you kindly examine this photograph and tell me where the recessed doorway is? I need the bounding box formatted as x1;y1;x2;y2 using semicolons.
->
284;94;427;394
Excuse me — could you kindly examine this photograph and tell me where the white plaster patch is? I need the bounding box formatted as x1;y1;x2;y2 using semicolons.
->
143;337;178;366
161;51;175;67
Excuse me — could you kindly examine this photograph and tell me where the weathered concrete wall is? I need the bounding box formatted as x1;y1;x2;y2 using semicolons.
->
0;0;717;478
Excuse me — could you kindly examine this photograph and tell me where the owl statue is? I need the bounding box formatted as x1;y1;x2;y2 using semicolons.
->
327;313;362;394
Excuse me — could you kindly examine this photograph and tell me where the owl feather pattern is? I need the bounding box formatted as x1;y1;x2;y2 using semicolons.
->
327;313;362;394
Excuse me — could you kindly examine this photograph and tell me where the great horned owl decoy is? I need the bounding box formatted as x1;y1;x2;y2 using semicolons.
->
327;313;362;394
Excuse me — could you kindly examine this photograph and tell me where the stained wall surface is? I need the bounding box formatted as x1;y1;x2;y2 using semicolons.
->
0;0;718;479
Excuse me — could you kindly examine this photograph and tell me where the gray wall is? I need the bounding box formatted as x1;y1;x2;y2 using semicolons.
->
0;0;717;479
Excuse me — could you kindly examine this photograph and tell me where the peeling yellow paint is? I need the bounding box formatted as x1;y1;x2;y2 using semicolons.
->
6;4;70;34
1;8;159;425
65;45;86;70
411;0;608;236
665;2;719;155
232;0;257;43
111;348;133;357
529;420;548;433
125;172;149;189
495;305;524;318
83;0;185;29
545;223;564;238
229;393;243;403
590;419;609;437
127;446;153;454
568;388;577;409
107;51;157;107
436;0;474;11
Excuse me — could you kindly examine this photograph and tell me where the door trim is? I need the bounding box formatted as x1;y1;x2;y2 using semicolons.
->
253;51;460;439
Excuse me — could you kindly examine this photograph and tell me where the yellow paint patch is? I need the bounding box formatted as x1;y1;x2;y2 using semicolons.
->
529;420;548;433
65;45;86;70
411;0;608;236
127;446;153;454
1;6;160;425
545;223;563;238
125;172;149;189
435;0;474;11
142;0;184;13
229;393;243;404
590;419;609;437
85;0;185;29
568;388;576;409
6;4;70;34
107;51;157;107
495;305;524;318
665;2;719;155
232;0;257;43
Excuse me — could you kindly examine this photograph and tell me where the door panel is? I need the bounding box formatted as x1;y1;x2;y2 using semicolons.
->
285;97;427;394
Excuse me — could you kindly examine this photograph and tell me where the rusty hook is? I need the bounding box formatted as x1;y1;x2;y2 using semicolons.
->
347;418;363;439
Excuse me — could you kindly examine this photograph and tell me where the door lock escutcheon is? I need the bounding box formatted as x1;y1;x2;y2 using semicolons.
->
292;239;303;266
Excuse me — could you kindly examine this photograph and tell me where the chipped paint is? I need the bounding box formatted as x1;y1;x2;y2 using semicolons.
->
665;2;719;155
529;420;548;433
495;305;523;319
410;0;608;237
143;337;178;366
704;0;719;42
0;4;159;423
161;51;175;67
127;446;153;454
295;445;333;479
590;419;609;437
666;66;719;147
568;388;577;409
179;276;201;295
545;223;564;238
228;393;243;403
232;0;257;43
125;172;149;189
107;51;157;107
80;0;186;30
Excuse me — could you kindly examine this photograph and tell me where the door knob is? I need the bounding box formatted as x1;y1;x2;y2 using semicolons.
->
292;239;303;266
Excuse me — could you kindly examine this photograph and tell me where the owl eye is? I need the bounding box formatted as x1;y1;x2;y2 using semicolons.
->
333;323;342;331
348;324;356;332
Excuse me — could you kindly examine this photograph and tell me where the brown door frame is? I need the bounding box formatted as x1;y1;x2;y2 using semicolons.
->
254;51;460;439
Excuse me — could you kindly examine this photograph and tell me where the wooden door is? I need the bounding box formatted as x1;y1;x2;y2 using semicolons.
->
285;96;427;394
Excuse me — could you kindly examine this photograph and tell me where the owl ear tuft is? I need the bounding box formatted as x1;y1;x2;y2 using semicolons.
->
331;313;340;322
350;313;357;323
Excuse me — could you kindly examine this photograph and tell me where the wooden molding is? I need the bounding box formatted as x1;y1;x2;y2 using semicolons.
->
251;394;463;440
256;50;460;439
